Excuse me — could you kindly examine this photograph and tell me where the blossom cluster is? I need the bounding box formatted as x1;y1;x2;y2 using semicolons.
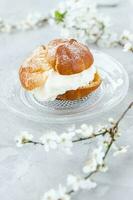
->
83;146;105;173
15;120;128;157
15;124;97;154
52;0;110;45
0;13;48;33
51;0;133;53
42;176;96;200
0;0;133;52
119;31;133;52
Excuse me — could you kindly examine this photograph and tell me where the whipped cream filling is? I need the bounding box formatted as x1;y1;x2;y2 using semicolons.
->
32;65;96;101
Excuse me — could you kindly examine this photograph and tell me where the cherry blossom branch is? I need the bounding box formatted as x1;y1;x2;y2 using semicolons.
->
115;101;133;127
64;129;124;196
41;101;133;200
103;102;133;159
15;129;105;155
15;102;133;200
0;14;49;33
15;102;133;155
27;131;105;146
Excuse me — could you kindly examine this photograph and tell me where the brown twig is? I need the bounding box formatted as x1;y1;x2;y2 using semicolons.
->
97;3;119;8
28;140;44;145
72;131;107;143
115;101;133;127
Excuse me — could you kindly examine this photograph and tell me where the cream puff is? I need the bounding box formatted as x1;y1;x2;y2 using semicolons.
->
19;39;101;101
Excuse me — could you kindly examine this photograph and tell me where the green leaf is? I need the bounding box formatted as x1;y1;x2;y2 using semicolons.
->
54;10;67;24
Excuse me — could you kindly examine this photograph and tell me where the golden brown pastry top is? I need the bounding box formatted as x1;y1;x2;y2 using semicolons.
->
19;39;94;90
46;39;94;75
19;46;50;90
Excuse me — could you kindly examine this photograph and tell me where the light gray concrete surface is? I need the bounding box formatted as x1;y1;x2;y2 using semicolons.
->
0;0;133;200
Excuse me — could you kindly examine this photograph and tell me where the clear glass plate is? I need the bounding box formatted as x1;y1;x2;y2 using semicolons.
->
0;50;129;124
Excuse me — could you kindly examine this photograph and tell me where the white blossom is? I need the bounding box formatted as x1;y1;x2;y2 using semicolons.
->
15;131;33;147
113;145;129;157
95;146;105;163
75;124;94;138
42;185;70;200
97;124;107;133
79;178;97;190
67;175;81;191
67;174;96;191
99;164;108;172
42;189;58;200
108;117;115;124
83;158;97;174
57;185;70;200
83;146;104;174
39;131;75;154
58;132;75;154
123;42;133;52
40;131;59;152
121;30;133;42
